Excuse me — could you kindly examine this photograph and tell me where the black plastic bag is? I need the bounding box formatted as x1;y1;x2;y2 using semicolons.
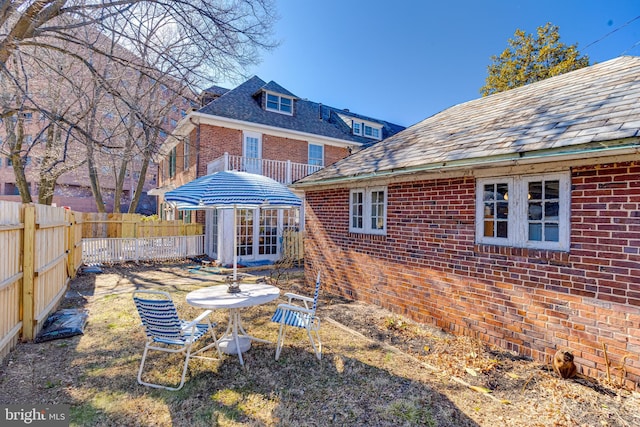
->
35;309;89;343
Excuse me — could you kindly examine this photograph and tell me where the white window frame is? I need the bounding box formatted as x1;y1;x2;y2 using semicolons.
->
308;143;324;167
265;92;293;115
363;124;381;139
476;172;571;251
243;131;262;174
352;120;382;140
349;187;387;235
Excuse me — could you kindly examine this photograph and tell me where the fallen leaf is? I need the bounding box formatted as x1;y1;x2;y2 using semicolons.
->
469;385;492;394
506;373;520;379
465;367;479;377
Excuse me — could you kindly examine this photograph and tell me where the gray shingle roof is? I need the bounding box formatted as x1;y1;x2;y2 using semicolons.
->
198;76;404;144
296;56;640;185
202;85;230;97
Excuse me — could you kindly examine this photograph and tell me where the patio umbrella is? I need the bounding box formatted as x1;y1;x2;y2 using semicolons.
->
164;171;302;286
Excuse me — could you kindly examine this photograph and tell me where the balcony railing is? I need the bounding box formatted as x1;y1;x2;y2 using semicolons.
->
207;153;323;184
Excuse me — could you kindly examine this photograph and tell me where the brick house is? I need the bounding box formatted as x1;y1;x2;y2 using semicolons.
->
293;56;640;389
155;76;405;266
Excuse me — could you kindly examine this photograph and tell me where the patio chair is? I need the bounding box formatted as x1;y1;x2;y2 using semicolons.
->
133;290;221;391
271;272;322;360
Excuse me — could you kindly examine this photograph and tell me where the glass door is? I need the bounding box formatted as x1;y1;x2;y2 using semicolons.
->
243;133;262;174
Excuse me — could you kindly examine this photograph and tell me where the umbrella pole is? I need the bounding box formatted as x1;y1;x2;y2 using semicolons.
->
227;206;241;294
233;205;238;282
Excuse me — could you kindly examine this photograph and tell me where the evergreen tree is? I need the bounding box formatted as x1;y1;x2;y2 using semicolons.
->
480;23;590;96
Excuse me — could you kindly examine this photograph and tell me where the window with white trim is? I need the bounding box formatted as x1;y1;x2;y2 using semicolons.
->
351;120;382;140
476;173;570;250
266;93;293;114
308;143;324;166
364;125;380;139
349;187;387;234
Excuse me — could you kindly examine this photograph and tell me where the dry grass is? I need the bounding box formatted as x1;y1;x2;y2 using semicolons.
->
0;261;638;426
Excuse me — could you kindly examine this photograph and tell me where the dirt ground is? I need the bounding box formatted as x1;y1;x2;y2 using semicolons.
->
1;261;639;426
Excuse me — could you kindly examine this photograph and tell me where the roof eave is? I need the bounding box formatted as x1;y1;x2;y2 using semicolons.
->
189;111;365;148
292;139;640;189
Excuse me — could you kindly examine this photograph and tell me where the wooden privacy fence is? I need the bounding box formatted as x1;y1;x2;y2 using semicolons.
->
282;229;304;263
81;212;203;238
0;201;83;360
80;213;204;264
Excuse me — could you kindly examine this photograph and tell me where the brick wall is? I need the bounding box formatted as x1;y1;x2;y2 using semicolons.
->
304;161;640;389
187;124;350;177
263;135;307;164
196;126;243;177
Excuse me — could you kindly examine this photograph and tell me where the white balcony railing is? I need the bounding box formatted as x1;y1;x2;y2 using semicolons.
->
207;153;323;184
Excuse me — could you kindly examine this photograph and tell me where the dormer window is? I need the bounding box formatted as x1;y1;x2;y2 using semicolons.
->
364;125;380;139
266;93;293;115
352;120;382;140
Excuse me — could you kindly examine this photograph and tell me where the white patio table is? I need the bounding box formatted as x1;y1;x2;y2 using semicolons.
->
186;283;280;365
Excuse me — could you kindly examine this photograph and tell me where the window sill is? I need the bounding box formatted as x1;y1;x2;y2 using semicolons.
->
473;243;570;264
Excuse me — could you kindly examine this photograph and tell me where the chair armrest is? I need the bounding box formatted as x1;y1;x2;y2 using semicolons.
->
277;303;314;315
283;292;314;303
182;310;213;331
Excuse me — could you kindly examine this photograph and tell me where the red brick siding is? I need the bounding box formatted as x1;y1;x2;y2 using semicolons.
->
184;125;349;177
304;161;640;389
263;135;307;164
325;145;349;167
196;126;243;177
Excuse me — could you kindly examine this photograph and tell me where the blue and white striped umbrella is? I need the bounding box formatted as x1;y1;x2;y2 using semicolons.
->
164;171;301;282
164;171;302;210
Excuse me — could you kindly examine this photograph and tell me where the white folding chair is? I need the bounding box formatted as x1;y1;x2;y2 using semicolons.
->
133;290;221;391
271;272;322;360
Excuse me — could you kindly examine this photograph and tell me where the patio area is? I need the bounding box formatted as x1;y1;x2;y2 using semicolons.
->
0;261;637;426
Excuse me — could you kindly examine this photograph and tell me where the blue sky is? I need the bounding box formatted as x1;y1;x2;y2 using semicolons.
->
224;0;640;127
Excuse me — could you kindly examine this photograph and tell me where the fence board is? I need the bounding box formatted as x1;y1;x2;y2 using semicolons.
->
282;230;304;262
0;201;23;359
29;204;68;340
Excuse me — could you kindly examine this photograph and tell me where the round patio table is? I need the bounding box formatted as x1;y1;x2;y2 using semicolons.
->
186;283;280;365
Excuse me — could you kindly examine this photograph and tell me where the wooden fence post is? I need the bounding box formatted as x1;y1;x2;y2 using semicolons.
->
66;210;77;279
22;204;36;340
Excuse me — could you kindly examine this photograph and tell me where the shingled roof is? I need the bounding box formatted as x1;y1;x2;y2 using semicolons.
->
198;76;405;145
294;56;640;186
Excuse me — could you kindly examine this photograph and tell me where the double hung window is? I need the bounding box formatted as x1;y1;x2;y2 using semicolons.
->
349;187;387;235
266;93;293;114
308;144;324;167
352;119;382;140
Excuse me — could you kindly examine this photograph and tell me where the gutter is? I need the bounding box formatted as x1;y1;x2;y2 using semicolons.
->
291;140;640;189
189;111;363;148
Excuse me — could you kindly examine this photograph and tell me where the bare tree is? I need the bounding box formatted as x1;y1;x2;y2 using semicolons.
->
0;1;277;209
0;46;88;204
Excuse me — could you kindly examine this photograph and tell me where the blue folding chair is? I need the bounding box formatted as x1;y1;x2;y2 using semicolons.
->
133;290;221;391
271;272;322;360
